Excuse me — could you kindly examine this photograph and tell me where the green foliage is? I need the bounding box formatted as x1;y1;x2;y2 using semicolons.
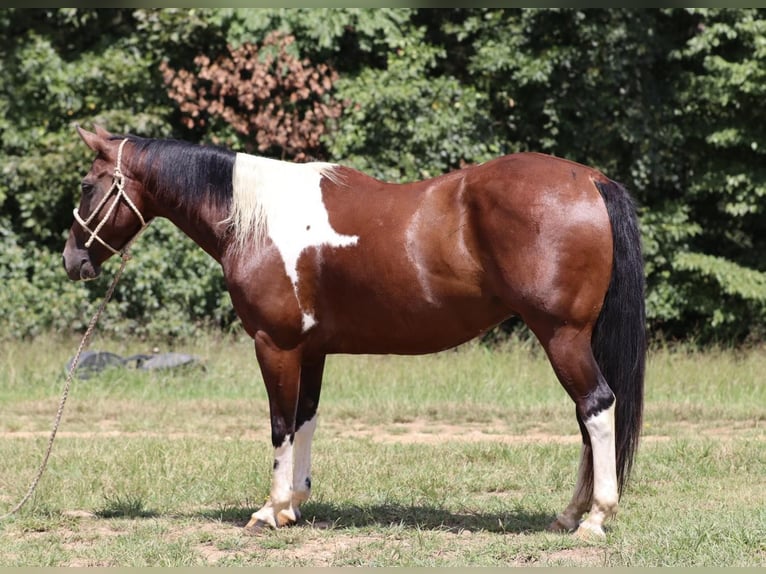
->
672;252;766;341
211;8;414;58
328;27;501;181
446;9;690;199
0;224;91;339
672;8;766;272
1;8;765;344
0;221;235;341
640;201;705;329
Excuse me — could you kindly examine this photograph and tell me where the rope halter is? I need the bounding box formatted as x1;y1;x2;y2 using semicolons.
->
73;138;149;258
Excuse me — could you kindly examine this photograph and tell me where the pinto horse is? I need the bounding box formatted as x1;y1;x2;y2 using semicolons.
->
63;126;645;538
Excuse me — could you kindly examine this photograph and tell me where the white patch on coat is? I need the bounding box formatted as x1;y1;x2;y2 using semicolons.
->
229;153;358;328
301;313;317;333
251;436;294;528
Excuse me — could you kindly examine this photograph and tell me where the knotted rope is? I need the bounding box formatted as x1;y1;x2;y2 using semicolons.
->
1;137;148;521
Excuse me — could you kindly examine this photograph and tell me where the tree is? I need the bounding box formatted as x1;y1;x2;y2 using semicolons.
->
161;31;342;161
0;8;764;344
661;8;766;341
422;8;766;342
0;9;230;340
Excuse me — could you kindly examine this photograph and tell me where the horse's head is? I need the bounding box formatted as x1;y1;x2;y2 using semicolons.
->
63;125;149;281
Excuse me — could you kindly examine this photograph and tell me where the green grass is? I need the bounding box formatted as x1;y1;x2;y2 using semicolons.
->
0;333;763;566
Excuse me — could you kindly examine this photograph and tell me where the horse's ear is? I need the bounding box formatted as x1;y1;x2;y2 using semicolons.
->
93;124;112;139
76;124;107;154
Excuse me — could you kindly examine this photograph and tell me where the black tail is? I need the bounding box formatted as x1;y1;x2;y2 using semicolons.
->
592;180;646;496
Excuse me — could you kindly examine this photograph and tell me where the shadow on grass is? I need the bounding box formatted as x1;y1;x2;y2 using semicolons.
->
87;492;553;533
94;494;159;519
198;501;553;535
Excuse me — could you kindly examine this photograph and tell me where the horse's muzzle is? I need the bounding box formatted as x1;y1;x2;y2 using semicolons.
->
62;247;100;282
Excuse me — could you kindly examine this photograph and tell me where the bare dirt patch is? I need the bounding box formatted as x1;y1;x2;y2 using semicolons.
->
328;419;583;445
2;418;753;445
273;531;377;566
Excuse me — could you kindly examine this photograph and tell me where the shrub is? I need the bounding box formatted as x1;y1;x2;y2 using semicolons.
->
161;31;342;161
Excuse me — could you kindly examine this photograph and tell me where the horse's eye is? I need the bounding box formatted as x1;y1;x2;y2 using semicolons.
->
81;182;94;194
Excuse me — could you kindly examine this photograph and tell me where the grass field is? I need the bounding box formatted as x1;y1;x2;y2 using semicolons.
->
0;333;763;566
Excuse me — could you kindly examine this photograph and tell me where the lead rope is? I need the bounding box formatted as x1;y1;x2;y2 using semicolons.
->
1;137;149;521
0;243;133;521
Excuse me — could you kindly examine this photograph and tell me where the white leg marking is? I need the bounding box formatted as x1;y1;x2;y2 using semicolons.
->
251;437;294;528
272;438;294;503
549;443;593;532
292;414;318;509
230;154;358;328
577;401;618;538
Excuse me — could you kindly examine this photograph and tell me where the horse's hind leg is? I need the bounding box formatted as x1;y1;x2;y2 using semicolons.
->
548;442;593;532
535;323;618;538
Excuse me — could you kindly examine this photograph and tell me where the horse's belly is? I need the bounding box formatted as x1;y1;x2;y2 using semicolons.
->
320;294;512;355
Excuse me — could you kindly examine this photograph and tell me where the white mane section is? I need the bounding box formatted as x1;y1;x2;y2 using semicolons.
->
228;153;358;331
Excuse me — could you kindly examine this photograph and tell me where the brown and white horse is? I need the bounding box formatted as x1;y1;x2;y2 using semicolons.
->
63;126;645;538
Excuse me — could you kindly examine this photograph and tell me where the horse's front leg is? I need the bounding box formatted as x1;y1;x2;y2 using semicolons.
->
245;332;303;533
290;356;325;516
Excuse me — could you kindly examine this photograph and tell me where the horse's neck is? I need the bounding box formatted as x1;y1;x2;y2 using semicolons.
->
146;187;230;264
125;137;238;262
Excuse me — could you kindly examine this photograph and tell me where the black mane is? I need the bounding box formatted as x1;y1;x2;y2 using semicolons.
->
116;135;235;213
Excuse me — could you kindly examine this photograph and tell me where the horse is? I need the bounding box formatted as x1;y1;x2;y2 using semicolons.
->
63;125;645;538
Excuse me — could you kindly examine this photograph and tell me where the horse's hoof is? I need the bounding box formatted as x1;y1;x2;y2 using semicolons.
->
276;506;300;527
574;521;606;540
243;518;272;535
547;517;576;533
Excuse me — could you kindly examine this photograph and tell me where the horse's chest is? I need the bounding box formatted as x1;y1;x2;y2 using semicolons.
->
230;155;361;335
